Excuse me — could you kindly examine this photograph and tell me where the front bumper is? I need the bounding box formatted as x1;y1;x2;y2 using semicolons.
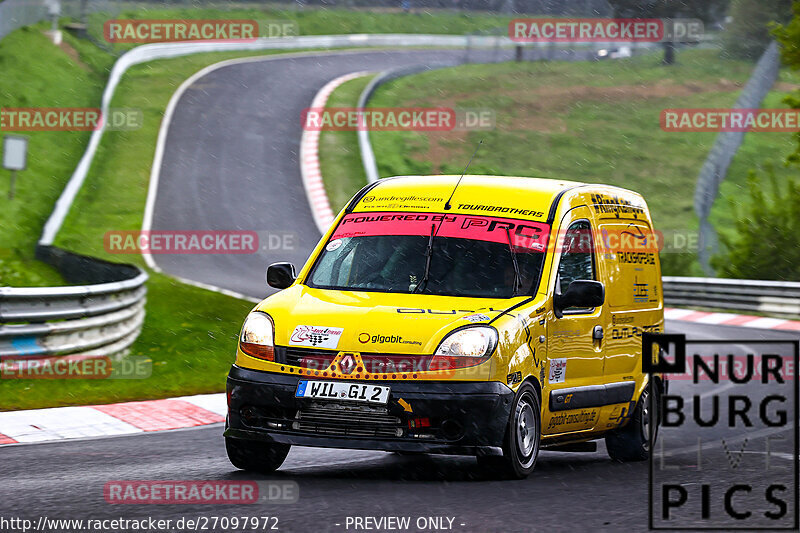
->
225;365;514;455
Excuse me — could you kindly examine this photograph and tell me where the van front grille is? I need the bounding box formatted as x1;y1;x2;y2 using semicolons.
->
276;347;430;374
292;402;404;438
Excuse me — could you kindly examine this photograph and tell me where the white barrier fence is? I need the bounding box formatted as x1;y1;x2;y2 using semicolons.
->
663;276;800;319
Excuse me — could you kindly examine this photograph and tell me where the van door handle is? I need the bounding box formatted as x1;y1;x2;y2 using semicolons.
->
593;326;604;340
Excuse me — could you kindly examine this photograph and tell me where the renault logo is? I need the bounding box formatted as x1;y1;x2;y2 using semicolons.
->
339;353;356;375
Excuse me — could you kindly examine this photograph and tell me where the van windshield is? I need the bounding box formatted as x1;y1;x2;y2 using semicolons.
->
308;211;550;298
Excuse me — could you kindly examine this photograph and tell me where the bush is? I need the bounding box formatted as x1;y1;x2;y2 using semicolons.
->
659;252;704;277
712;168;800;280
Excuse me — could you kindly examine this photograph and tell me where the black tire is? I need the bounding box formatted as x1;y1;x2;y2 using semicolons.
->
225;437;291;473
606;383;658;462
477;382;541;479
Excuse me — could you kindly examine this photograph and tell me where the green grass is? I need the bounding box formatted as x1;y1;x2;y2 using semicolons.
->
318;74;374;212
318;49;795;275
0;24;111;286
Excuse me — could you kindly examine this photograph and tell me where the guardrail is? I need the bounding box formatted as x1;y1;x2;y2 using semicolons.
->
0;247;147;360
663;276;800;319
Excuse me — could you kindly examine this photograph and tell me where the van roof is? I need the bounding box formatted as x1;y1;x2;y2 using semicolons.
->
348;175;644;223
380;174;584;195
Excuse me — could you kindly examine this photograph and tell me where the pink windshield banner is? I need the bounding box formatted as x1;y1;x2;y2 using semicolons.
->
331;212;550;252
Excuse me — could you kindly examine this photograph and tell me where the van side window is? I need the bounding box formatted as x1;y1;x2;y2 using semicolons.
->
558;220;595;294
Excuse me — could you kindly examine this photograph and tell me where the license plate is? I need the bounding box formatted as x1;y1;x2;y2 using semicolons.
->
295;380;390;404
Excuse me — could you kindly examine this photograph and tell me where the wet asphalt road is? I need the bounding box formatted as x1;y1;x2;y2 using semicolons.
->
3;320;796;532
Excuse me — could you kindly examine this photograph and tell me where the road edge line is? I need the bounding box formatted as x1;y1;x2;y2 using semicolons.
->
299;70;374;234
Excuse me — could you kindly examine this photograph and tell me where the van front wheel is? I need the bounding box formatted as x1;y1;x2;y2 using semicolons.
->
226;437;291;473
606;385;657;462
478;382;541;479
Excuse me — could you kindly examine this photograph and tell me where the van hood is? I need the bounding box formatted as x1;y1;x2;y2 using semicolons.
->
257;285;527;354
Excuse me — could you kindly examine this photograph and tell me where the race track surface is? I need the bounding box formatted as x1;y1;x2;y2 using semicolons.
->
4;319;797;531
4;48;796;532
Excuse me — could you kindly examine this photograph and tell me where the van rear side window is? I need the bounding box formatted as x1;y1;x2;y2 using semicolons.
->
598;222;660;309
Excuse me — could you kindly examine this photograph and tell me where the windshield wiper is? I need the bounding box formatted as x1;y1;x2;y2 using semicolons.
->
413;223;436;294
504;227;521;296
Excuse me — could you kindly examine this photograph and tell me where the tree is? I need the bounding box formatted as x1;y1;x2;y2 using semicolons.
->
773;0;800;164
722;0;794;60
712;169;800;280
607;0;729;64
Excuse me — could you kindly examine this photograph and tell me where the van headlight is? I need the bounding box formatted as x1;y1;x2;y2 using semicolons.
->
430;326;498;370
239;311;275;361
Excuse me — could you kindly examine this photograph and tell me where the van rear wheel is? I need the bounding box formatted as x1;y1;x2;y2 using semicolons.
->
226;437;290;473
606;385;657;462
478;382;541;479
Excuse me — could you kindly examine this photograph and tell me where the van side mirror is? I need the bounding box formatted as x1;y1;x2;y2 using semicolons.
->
266;262;296;289
554;280;605;318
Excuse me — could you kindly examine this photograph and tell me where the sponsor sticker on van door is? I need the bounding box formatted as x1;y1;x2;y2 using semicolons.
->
549;358;567;384
289;325;343;349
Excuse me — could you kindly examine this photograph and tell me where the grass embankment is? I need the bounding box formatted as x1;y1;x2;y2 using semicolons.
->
318;49;800;275
0;25;111;286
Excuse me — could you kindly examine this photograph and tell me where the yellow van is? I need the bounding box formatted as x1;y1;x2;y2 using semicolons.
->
225;175;665;478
